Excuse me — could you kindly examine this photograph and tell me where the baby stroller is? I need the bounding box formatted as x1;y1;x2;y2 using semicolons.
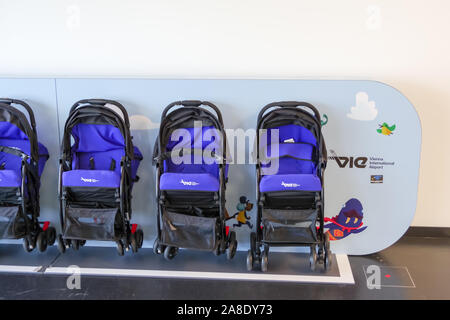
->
57;99;143;255
152;100;237;260
0;98;52;252
249;101;331;272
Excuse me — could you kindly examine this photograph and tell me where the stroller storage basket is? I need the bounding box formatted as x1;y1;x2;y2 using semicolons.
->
262;208;318;244
63;206;119;241
0;206;25;239
162;211;217;251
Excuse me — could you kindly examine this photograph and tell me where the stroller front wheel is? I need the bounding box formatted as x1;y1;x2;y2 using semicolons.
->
45;227;56;246
57;234;66;254
164;246;178;260
153;238;165;255
309;245;317;271
246;250;254;271
260;251;268;272
22;236;34;253
135;229;144;248
116;240;125;256
226;231;237;260
36;231;48;252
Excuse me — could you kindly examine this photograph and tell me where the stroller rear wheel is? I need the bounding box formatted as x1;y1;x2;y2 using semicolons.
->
135;229;144;248
309;245;317;271
323;233;332;271
153;238;165;255
226;231;237;260
246;250;254;271
37;231;48;252
164;246;178;260
116;240;125;256
72;239;80;251
57;234;66;254
45;227;56;246
130;233;138;253
22;236;35;253
260;251;268;272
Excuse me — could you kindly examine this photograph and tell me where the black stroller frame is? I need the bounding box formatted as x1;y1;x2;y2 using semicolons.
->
153;100;237;260
0;98;54;253
57;99;143;255
249;101;331;272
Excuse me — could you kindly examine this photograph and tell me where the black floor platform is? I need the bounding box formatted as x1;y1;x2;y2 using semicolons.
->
0;235;449;299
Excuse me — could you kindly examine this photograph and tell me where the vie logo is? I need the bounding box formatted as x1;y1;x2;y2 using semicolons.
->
180;179;199;186
281;181;300;188
330;156;368;168
81;177;99;183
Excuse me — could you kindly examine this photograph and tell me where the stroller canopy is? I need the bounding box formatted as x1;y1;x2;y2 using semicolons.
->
156;102;228;192
0;99;48;188
257;102;326;193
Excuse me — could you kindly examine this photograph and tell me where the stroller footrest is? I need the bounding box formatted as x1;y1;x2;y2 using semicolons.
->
0;206;25;239
161;211;218;251
262;208;318;243
63;206;119;241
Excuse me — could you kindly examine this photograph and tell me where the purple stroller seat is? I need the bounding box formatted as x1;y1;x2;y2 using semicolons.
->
66;123;142;187
161;126;226;193
259;124;320;193
0;170;21;187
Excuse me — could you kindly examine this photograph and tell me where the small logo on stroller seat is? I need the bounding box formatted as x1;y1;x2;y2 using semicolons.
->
180;179;199;186
81;177;99;183
281;181;300;188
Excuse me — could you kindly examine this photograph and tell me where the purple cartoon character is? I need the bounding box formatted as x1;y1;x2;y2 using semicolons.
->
324;198;367;240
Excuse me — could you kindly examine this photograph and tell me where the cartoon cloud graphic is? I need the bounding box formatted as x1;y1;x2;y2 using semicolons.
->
347;92;378;121
130;114;160;130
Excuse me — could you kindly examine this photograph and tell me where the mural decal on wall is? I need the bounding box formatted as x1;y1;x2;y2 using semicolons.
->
226;196;254;229
130;114;160;130
377;122;396;136
347;91;378;121
324;198;367;240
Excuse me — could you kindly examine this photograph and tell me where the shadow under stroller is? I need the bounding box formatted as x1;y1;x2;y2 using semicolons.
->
152;100;237;260
57;99;143;255
249;101;331;272
0;98;52;252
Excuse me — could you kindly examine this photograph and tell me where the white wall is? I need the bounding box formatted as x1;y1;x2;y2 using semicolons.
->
0;0;449;227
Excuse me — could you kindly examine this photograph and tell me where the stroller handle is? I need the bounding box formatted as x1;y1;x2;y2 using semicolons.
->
161;100;224;127
70;99;131;129
0;98;37;132
257;101;322;125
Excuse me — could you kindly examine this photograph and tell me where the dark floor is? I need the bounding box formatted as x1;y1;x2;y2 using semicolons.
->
0;235;449;300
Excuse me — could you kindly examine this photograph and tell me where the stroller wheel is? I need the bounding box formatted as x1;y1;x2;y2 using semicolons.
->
57;234;66;254
153;238;165;255
135;229;144;248
22;236;34;253
261;251;268;272
45;227;56;246
323;233;332;271
226;231;237;260
116;240;125;256
37;231;48;252
130;233;138;253
250;232;257;255
164;246;178;260
72;239;80;251
309;245;317;272
246;250;254;271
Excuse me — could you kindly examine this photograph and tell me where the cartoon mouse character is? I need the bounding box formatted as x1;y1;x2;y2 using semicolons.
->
227;196;254;229
324;198;367;240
